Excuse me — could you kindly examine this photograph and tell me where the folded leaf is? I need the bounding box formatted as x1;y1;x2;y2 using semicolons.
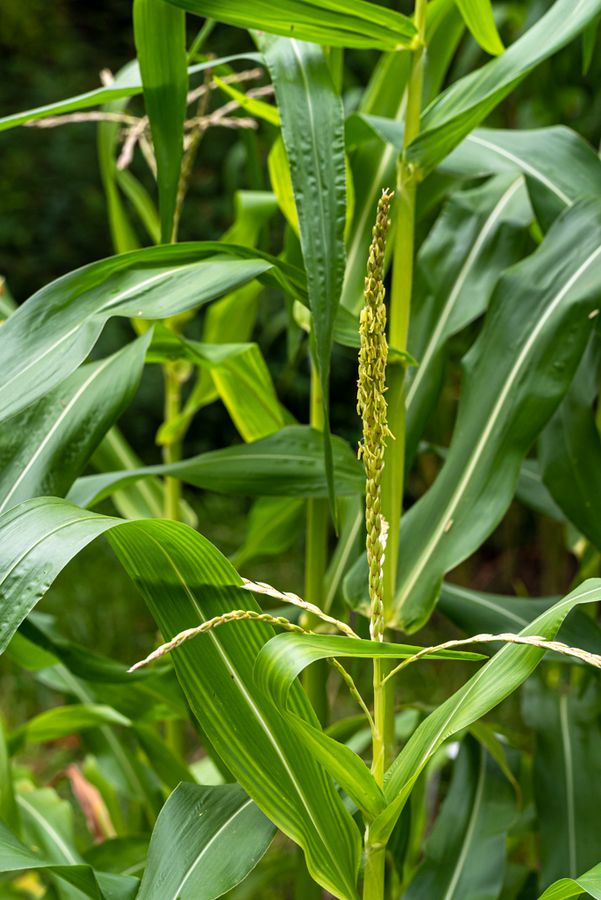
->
371;579;601;843
68;426;364;507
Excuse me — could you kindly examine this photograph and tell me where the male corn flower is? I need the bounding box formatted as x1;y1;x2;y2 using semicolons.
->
357;189;394;642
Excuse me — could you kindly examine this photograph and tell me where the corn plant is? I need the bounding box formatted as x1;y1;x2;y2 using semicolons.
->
3;1;601;898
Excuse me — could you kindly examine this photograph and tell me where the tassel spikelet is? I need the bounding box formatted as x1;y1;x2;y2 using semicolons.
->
358;189;394;642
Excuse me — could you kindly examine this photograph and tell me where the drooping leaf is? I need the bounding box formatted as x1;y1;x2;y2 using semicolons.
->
404;738;515;899
148;327;285;443
134;0;187;242
254;632;482;819
137;783;275;899
9;705;131;753
346;200;601;630
523;678;601;888
370;579;601;843
261;36;347;523
0;499;362;899
68;426;364;508
442;126;601;230
0;333;150;515
537;862;601;900
539;329;601;551
91;426;197;526
406;174;531;465
0;242;303;426
408;0;601;173
0;54;261;132
164;0;417;50
454;0;504;55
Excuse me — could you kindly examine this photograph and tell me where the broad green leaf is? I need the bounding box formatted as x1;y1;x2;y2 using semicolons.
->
408;0;601;173
68;425;364;508
10;705;131;753
138;783;275;899
165;0;417;50
261;37;347;522
405;174;531;465
232;497;305;569
254;632;482;818
523;678;601;888
148;327;285;443
346;200;601;630
0;334;150;515
92;427;197;526
0;500;361;899
0;242;303;426
539;330;601;550
454;0;504;56
13;790;139;899
442;126;601;230
404;738;515;899
255;633;483;711
438;582;601;655
372;579;601;843
538;862;601;899
134;0;187;242
0;54;260;133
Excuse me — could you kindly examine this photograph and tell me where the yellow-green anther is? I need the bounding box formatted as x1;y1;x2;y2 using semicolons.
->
358;188;394;642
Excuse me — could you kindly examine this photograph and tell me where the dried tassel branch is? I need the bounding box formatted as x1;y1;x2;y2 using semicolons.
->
382;632;601;685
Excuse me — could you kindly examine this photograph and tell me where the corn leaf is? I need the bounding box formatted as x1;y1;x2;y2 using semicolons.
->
0;500;362;899
538;862;601;899
0;54;260;133
0;243;304;427
524;678;601;888
134;0;187;242
371;579;601;843
164;0;417;50
408;0;601;173
539;330;601;551
346;200;601;629
404;738;515;899
68;425;364;508
454;0;504;56
138;783;275;899
0;334;150;515
261;37;347;523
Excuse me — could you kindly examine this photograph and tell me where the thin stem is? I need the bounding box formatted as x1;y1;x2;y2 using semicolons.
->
187;18;216;62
